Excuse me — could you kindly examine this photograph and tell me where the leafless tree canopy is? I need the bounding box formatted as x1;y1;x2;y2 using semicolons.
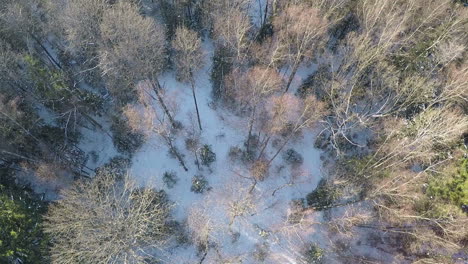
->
99;1;166;100
46;0;109;55
212;4;251;62
172;26;204;82
44;172;172;264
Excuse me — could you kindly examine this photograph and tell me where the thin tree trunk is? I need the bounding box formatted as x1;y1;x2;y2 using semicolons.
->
198;249;208;264
246;119;254;153
150;78;178;129
257;135;271;160
263;0;269;27
186;4;193;23
0;150;39;163
190;77;202;131
285;59;302;92
309;198;364;211
267;132;294;166
0;111;42;144
248;179;257;194
246;106;256;153
165;135;188;171
30;34;62;70
194;150;200;170
80;112;113;139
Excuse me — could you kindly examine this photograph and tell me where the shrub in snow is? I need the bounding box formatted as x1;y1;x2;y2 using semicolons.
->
314;133;329;150
253;243;269;262
258;228;269;238
251;160;269;181
287;199;307;224
302;243;324;264
306;179;340;210
199;144;216;167
231;232;240;243
228;146;243;161
163;171;178;189
242;148;257;163
185;137;199;151
172;120;184;130
283;148;304;165
242;135;260;162
167;221;190;246
244;134;260;150
229;144;258;163
89;151;99;163
190;175;209;193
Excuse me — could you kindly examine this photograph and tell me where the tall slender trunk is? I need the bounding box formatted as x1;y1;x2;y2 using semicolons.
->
194;150;200;170
80;112;113;139
150;78;177;129
186;4;193;23
198;249;208;264
30;34;62;70
267;133;294;166
248;179;257;194
246;106;256;153
190;77;202;130
262;0;269;28
164;135;188;171
0;150;39;163
285;59;302;92
257;135;271;160
0;111;42;144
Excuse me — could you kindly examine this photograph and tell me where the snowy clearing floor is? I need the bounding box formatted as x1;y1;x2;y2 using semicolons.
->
128;40;328;263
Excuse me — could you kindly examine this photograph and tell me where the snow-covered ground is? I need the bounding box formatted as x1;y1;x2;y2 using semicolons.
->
250;0;268;28
78;114;117;170
33;30;395;264
125;38;329;263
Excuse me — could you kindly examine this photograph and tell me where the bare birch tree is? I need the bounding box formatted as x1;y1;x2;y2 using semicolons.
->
212;4;252;63
225;66;283;153
44;172;172;264
272;4;327;92
317;0;466;153
0;0;44;49
363;106;468;174
368;165;468;258
172;26;205;130
99;0;166;80
98;1;176;122
46;0;108;56
258;94;326;166
187;205;218;252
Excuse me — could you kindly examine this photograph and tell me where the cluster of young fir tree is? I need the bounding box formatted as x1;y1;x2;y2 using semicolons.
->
0;0;467;263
